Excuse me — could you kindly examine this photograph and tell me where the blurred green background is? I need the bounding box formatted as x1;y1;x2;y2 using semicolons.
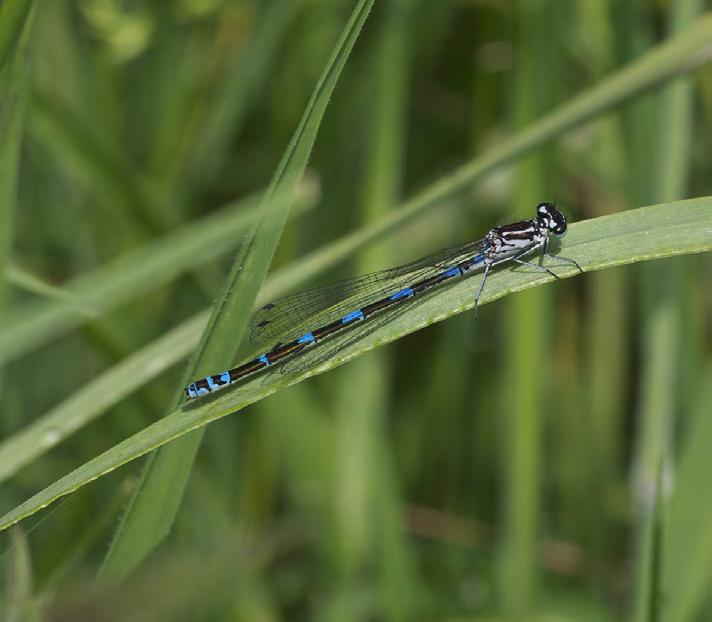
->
1;0;711;620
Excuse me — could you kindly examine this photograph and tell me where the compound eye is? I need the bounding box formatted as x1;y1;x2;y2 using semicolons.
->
553;223;566;235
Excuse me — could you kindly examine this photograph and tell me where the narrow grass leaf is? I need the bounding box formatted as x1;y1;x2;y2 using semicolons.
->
633;465;665;622
99;0;376;580
498;3;554;612
0;65;24;315
3;528;34;622
0;310;207;483
631;0;701;522
5;264;94;306
660;365;712;622
1;198;710;532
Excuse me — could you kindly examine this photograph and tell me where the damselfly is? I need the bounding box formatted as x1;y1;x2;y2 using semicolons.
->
184;202;582;399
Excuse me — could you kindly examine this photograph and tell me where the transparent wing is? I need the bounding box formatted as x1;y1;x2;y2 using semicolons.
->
250;238;486;348
269;283;430;375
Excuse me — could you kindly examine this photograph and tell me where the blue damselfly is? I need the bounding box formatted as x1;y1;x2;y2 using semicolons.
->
185;202;582;399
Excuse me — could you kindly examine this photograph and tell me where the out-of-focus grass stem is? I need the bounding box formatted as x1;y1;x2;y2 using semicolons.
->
330;1;420;619
498;0;556;613
632;1;702;621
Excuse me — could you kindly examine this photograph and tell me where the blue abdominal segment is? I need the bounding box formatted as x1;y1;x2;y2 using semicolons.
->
341;309;364;324
298;332;315;344
389;287;414;301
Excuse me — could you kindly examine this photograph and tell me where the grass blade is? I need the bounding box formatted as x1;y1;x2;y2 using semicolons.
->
99;0;376;580
0;310;207;483
3;528;34;622
0;64;24;316
1;197;710;533
633;464;665;622
660;365;712;622
498;2;554;611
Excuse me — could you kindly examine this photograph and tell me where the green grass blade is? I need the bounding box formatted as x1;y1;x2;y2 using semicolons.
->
0;192;278;365
633;464;665;622
498;2;553;611
3;528;34;622
5;264;88;306
660;365;712;622
0;67;24;316
1;197;710;532
632;5;701;618
631;0;701;513
0;310;207;483
0;0;33;73
99;0;376;580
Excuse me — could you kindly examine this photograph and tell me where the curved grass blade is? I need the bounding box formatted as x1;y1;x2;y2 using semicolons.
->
1;198;710;533
99;0;377;581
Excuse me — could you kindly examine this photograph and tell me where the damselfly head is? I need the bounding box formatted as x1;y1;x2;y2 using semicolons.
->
536;202;567;236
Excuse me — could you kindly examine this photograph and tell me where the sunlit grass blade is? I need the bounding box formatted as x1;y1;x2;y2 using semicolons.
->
99;0;377;581
5;264;87;306
1;198;710;533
